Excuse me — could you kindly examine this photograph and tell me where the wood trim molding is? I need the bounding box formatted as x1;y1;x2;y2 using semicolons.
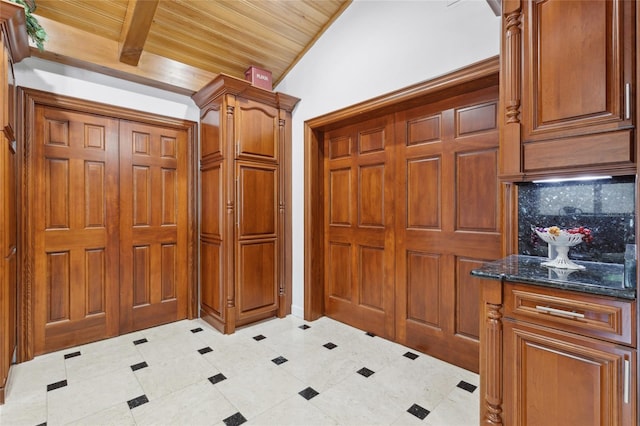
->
17;88;199;362
0;0;29;63
303;56;500;322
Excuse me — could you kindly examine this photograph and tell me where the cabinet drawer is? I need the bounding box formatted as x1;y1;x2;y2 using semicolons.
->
504;282;636;347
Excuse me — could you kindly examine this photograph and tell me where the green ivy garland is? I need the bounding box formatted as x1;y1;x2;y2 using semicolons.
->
9;0;47;51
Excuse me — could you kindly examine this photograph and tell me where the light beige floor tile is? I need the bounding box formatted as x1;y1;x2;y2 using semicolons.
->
64;402;136;426
132;378;237;426
64;339;145;383
134;351;218;401
250;393;339;426
215;362;305;420
46;366;143;426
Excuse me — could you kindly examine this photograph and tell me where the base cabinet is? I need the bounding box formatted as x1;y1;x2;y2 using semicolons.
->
193;75;299;334
480;280;637;425
503;320;635;426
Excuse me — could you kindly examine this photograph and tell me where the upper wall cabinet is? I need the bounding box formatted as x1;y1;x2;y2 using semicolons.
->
500;0;636;180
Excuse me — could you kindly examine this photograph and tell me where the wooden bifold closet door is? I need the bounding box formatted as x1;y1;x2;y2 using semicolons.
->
30;101;191;356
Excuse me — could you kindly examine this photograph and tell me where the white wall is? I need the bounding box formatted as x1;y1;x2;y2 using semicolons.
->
275;0;500;318
14;57;200;121
14;0;500;320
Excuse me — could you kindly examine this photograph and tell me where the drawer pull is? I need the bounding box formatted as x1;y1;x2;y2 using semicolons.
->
535;305;585;319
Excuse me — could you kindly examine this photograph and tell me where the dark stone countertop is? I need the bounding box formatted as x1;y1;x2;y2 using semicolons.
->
471;255;636;300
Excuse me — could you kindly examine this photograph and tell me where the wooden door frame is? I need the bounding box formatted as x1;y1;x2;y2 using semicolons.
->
303;56;500;321
17;88;198;361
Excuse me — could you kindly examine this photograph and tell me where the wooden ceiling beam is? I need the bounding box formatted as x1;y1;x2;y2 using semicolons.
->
119;0;159;66
30;15;216;95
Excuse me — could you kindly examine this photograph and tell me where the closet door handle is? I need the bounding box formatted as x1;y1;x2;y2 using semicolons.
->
535;305;585;319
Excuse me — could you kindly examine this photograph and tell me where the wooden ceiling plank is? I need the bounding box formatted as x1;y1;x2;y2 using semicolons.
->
36;0;127;40
119;0;159;66
31;16;215;94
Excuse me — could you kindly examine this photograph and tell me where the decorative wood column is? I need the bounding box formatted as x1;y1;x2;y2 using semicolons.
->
480;278;504;425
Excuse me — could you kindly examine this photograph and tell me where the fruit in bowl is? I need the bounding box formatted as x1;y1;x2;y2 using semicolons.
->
533;226;592;270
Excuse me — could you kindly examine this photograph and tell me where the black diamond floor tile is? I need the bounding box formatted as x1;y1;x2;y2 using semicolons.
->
299;324;311;330
323;342;337;350
357;367;375;378
407;403;430;420
130;361;149;372
127;394;149;409
63;351;81;359
253;334;266;341
272;356;288;365
46;380;67;392
457;380;477;393
133;338;148;345
365;331;376;337
190;327;203;333
198;346;213;355
223;412;247;426
403;351;419;360
298;386;319;400
208;373;227;385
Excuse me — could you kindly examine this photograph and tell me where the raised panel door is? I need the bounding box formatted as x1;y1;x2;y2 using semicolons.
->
504;320;636;426
395;88;501;372
235;98;279;162
119;121;189;333
323;116;396;339
33;106;120;354
235;161;279;323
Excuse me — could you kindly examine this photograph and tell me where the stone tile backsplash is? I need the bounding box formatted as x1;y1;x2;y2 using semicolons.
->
518;176;635;264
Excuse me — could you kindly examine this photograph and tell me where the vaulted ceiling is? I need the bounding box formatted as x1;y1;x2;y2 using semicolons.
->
28;0;351;95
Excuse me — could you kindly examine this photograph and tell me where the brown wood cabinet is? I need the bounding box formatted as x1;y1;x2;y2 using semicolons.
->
500;0;636;180
480;280;637;425
0;0;28;405
193;75;299;334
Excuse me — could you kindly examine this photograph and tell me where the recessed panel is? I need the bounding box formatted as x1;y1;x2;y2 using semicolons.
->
133;131;150;155
46;158;70;229
201;108;221;159
161;168;177;225
239;166;276;236
85;161;105;228
456;258;483;340
329;168;351;226
46;119;69;146
133;245;150;306
132;166;151;226
359;128;385;154
359;164;384;227
200;165;222;236
407;157;440;228
359;245;384;311
84;124;105;149
456;149;497;231
47;251;70;322
457;102;497;136
329;136;351;159
238;241;277;313
161;244;176;301
406;251;440;327
407;115;441;145
238;107;277;159
200;241;223;317
85;248;105;315
328;242;352;302
161;136;177;159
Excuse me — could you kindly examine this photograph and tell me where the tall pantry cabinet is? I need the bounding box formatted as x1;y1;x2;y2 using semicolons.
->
193;75;299;334
0;0;28;404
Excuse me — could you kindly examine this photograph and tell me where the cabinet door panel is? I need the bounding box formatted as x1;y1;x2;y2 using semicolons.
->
236;98;279;161
504;320;636;426
522;0;632;141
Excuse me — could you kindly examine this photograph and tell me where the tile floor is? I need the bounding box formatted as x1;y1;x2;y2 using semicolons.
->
0;315;479;426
